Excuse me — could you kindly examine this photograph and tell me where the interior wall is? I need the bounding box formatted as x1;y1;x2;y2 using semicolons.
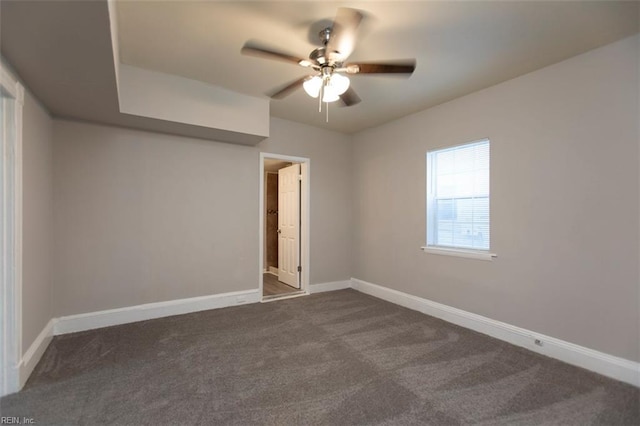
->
260;119;353;284
52;117;352;316
352;35;640;362
22;88;54;354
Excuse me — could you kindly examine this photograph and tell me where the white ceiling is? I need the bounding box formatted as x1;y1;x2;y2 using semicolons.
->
115;1;639;134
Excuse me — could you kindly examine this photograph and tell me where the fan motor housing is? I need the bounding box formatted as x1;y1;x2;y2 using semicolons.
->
309;47;329;65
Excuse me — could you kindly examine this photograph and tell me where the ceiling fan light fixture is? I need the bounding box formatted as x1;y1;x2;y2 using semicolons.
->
303;76;322;98
303;73;349;102
241;7;416;110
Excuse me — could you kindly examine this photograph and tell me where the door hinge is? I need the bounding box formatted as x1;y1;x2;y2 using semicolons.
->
297;265;302;272
298;175;303;181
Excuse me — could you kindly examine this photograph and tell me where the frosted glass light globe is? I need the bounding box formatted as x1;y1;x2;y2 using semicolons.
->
330;73;350;95
303;76;322;98
322;87;340;102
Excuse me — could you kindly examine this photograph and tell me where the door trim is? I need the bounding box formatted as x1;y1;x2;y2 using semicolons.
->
259;153;310;300
1;63;24;396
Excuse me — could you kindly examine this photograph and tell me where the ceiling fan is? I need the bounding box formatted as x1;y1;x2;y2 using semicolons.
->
241;7;416;112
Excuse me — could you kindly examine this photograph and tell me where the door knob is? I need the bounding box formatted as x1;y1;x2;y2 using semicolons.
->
277;229;282;234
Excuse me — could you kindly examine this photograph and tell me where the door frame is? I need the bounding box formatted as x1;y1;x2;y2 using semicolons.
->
0;63;24;397
259;152;310;300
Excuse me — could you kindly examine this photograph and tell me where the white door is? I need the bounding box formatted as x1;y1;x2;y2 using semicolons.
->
278;164;300;288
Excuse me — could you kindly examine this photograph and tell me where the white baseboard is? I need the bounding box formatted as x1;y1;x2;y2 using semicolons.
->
309;280;351;294
54;281;350;336
19;318;55;388
351;278;639;388
54;281;351;338
54;289;261;335
17;280;638;392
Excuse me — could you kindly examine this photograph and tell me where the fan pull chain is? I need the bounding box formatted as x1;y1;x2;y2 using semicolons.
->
315;78;332;122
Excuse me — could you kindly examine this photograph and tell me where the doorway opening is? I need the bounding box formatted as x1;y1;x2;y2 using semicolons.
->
259;153;309;301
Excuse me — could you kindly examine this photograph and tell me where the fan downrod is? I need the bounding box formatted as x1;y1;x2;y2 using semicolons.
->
319;27;332;46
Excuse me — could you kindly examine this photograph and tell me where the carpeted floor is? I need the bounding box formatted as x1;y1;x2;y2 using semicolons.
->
1;289;638;425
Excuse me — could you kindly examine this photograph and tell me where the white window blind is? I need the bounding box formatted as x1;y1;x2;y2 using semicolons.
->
427;139;490;251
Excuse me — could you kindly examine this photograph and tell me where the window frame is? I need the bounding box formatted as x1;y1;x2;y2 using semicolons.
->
422;139;496;261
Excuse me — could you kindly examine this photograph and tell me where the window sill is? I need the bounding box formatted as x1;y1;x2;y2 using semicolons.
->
421;246;497;261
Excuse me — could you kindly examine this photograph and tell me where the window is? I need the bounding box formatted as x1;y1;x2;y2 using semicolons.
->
426;139;493;258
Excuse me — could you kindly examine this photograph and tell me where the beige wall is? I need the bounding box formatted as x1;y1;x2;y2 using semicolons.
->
260;118;353;284
352;35;640;362
22;89;54;353
53;117;352;316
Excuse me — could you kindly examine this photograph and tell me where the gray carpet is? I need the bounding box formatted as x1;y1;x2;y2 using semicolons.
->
1;290;638;425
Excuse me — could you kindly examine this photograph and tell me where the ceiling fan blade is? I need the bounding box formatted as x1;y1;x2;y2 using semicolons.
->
339;87;361;107
346;60;417;75
326;8;363;62
241;41;313;67
268;77;307;99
